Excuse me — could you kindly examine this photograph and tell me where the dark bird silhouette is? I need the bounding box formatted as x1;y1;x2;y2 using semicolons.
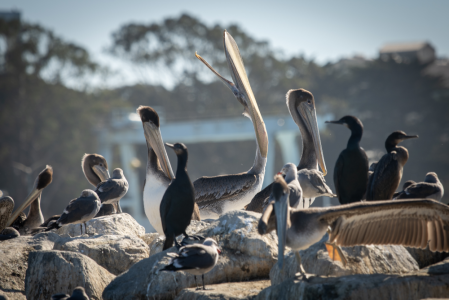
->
366;131;418;200
6;165;53;235
160;238;221;290
326;116;369;204
259;176;449;277
160;143;195;250
394;172;444;201
51;286;90;300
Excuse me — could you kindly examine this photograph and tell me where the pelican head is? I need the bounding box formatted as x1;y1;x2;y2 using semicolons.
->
272;175;290;269
138;106;174;180
82;153;110;186
287;89;327;175
195;31;268;158
6;165;53;227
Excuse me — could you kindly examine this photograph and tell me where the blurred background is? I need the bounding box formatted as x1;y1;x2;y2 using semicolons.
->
1;1;448;231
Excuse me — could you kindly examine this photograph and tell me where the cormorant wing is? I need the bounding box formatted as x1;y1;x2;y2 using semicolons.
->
318;199;449;252
333;153;344;202
194;173;257;208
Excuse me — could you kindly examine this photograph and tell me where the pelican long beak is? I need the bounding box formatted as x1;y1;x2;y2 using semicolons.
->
299;102;327;175
6;188;41;227
143;122;175;180
222;31;268;158
274;194;289;269
92;165;110;182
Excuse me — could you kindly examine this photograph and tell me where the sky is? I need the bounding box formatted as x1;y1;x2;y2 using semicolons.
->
2;0;449;87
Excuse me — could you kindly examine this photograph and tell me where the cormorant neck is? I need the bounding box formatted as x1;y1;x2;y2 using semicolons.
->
297;120;318;170
175;152;189;178
385;140;399;153
347;125;363;150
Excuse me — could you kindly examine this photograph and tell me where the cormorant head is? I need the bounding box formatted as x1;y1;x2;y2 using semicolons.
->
325;115;363;132
165;142;188;156
385;131;419;149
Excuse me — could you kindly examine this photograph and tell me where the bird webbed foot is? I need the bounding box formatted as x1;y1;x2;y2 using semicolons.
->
324;242;348;266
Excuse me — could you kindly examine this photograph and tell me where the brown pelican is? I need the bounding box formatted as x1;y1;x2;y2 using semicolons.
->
51;286;90;300
366;131;418;200
194;31;268;217
326;116;369;204
260;176;449;276
247;89;333;212
81;153;115;216
46;189;101;235
160;143;195;250
138;106;201;236
161;237;221;290
394;172;444;201
95;168;129;212
6;165;53;234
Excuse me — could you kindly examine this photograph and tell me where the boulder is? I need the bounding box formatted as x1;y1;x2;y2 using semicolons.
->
406;246;449;269
0;233;60;300
25;250;115;300
53;234;150;275
256;259;449;300
270;234;419;285
103;211;278;300
175;280;271;300
56;213;145;238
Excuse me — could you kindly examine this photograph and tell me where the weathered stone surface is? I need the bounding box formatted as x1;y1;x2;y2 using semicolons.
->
140;232;159;247
175;280;271;300
25;250;115;300
257;259;449;300
406;246;449;269
56;213;145;237
0;233;59;299
103;211;278;300
53;234;150;275
270;234;419;285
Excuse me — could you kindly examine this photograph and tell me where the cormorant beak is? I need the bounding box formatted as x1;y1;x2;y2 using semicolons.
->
142;122;175;180
299;102;327;175
92;165;110;182
403;135;419;140
274;192;289;269
325;120;344;125
165;143;174;149
6;165;53;227
196;30;268;159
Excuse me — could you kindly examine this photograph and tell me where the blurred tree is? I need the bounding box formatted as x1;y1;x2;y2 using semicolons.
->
0;18;119;215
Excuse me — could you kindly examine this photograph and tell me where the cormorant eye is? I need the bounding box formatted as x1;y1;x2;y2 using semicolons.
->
307;99;312;104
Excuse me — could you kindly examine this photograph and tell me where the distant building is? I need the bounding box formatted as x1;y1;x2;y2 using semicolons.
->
379;42;436;64
332;55;371;72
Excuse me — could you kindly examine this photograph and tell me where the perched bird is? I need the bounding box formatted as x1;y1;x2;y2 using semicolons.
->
46;190;101;235
194;30;268;218
160;143;195;250
160;237;221;290
81;153;115;216
271;163;302;209
366;131;418;200
394;172;444;201
138;106;200;236
6;165;53;235
0;227;20;241
392;180;416;199
95;168;129;213
326;116;369;204
0;196;14;233
51;286;90;300
247;89;334;212
259;176;449;276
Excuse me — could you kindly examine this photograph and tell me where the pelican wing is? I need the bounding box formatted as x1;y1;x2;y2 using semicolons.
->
194;173;257;208
319;199;449;252
396;183;441;200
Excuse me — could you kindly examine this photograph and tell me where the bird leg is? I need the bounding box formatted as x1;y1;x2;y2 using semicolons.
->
309;199;312;207
116;202;122;213
80;224;83;235
194;276;200;290
201;274;212;290
294;251;310;280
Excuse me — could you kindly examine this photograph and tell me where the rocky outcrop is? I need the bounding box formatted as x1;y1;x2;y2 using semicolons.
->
56;213;145;238
270;234;419;285
25;250;115;300
256;259;449;300
103;211;278;300
175;280;271;300
53;234;150;275
0;233;59;300
406;246;449;269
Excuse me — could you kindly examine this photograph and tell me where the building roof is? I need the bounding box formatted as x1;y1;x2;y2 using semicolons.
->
380;42;433;53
